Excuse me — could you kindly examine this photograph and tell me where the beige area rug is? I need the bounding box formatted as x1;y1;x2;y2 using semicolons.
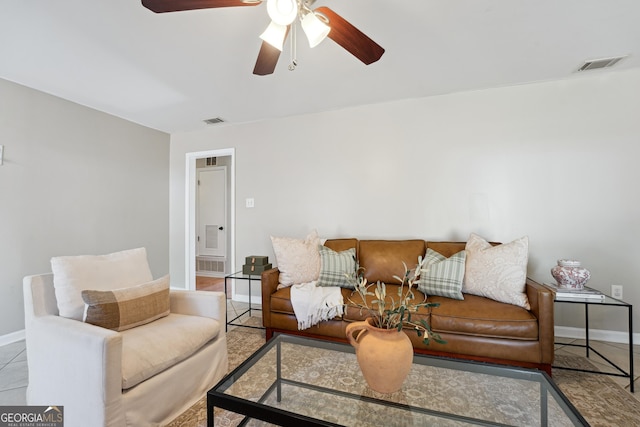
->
552;355;640;426
169;324;639;427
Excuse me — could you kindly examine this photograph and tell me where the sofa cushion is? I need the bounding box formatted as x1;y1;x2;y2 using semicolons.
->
463;234;531;309
417;249;466;300
120;313;220;389
81;275;170;331
317;246;356;288
426;242;467;258
324;238;358;254
271;230;321;287
270;287;295;314
359;240;426;284
428;295;538;340
51;247;154;320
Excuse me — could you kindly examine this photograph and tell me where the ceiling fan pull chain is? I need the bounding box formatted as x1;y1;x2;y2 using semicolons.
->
288;21;298;71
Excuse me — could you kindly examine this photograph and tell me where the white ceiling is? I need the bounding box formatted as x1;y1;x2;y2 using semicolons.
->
1;0;639;133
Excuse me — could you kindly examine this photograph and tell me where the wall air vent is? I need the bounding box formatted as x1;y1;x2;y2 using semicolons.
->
196;256;226;275
575;55;627;72
204;117;225;125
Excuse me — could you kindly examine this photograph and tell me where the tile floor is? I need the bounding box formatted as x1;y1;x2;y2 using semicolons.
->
2;301;639;406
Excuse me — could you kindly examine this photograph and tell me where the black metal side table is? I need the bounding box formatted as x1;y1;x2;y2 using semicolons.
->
552;293;634;392
224;271;264;331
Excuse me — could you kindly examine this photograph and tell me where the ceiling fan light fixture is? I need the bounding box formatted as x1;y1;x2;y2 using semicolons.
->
266;0;298;25
259;21;288;51
301;11;330;48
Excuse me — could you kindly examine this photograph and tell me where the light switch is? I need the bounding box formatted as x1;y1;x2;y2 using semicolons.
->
245;198;255;208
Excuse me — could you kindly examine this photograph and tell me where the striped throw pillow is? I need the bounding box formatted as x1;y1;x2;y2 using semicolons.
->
82;275;170;331
317;246;356;288
417;249;466;300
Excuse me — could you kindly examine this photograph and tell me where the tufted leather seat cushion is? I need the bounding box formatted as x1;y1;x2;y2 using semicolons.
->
429;294;538;340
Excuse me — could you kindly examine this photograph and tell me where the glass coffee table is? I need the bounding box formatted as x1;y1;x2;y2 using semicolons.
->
207;334;588;426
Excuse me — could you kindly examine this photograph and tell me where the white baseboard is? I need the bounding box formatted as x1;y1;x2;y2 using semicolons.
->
555;326;638;345
0;329;25;347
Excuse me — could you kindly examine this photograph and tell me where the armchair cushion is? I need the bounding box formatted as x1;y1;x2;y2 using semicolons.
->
51;247;153;320
120;313;221;389
81;275;170;331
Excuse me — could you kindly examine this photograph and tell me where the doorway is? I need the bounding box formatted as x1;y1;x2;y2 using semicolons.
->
185;148;235;292
196;165;227;272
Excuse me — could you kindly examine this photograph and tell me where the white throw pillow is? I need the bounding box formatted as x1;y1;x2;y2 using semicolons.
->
270;230;321;287
52;247;154;320
463;234;530;309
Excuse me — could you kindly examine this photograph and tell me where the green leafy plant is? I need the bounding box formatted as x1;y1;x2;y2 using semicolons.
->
346;257;446;345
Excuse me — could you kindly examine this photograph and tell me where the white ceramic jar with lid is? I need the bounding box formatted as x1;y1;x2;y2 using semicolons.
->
551;259;591;289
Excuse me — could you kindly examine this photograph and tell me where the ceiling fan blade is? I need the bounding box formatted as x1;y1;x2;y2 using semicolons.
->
253;26;290;75
315;6;384;65
142;0;261;13
253;41;282;75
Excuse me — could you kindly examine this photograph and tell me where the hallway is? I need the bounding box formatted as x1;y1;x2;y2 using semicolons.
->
196;276;228;295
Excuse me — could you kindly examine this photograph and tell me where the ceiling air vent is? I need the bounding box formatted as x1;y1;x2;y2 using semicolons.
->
204;117;225;125
575;55;627;72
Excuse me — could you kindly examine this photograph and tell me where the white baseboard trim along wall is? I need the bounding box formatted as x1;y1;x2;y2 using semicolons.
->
555;326;638;346
0;329;25;347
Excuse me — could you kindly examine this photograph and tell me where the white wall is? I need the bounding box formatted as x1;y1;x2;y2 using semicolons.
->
170;68;640;334
0;78;170;338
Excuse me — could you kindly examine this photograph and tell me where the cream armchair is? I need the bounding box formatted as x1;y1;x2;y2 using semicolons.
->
24;273;228;427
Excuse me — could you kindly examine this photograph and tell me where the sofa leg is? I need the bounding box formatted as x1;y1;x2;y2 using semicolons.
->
265;328;274;341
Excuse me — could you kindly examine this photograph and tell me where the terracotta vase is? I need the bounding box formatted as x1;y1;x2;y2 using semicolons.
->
345;318;413;394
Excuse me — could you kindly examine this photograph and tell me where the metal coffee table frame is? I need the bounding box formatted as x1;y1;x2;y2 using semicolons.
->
208;334;588;427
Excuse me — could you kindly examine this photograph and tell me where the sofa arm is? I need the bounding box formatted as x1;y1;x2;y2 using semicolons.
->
525;278;555;364
261;268;280;328
25;315;124;426
170;290;225;321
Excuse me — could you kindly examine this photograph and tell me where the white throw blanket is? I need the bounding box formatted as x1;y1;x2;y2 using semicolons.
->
290;281;344;330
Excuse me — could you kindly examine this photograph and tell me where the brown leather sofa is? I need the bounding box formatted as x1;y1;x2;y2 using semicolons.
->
261;238;555;374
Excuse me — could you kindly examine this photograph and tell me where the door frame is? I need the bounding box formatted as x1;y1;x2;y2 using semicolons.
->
185;148;235;291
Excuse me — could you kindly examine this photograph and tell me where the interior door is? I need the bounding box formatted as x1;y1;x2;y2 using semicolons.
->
197;167;227;258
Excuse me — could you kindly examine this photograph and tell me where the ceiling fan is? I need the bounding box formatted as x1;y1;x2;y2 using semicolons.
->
141;0;385;75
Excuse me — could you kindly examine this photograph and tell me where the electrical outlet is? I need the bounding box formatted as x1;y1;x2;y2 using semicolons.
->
245;198;255;208
611;285;623;300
